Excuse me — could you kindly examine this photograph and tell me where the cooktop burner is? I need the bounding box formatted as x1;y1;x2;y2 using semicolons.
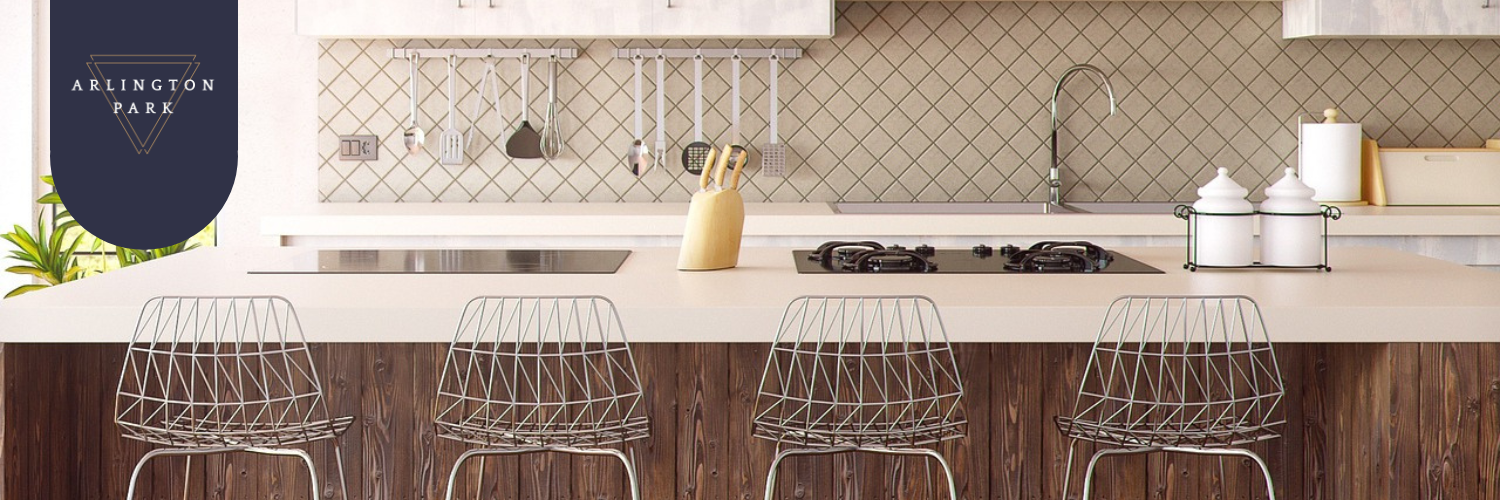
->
795;240;1162;274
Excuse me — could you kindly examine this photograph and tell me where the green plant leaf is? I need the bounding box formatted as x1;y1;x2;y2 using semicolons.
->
37;192;62;204
40;175;53;186
4;284;50;298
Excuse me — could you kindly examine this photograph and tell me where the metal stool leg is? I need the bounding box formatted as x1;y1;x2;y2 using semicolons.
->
442;447;639;500
1061;439;1079;500
444;448;498;500
1162;447;1278;500
126;447;240;500
764;448;828;500
1080;447;1156;500
180;456;192;500
249;447;320;500
913;448;958;500
1246;450;1278;500
871;448;957;500
334;444;350;500
587;447;640;500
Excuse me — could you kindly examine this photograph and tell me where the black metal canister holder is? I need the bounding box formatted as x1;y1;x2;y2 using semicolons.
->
1173;204;1342;272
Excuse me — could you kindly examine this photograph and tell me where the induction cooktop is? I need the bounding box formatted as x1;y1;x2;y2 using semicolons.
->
250;249;631;274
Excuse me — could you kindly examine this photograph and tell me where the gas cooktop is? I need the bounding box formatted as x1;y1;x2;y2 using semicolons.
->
793;241;1164;274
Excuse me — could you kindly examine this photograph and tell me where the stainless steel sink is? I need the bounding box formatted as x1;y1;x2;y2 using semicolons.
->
1062;202;1185;214
829;202;1185;215
830;202;1078;214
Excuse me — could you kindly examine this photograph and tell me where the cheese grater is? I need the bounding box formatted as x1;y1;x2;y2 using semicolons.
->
760;54;788;177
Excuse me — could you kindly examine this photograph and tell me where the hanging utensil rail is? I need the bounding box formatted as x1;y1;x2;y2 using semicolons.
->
390;48;579;60
613;48;803;60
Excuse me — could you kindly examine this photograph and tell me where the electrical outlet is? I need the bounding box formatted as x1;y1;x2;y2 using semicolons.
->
338;135;378;161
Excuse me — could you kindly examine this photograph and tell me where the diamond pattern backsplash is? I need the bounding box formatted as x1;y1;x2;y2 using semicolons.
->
318;2;1500;203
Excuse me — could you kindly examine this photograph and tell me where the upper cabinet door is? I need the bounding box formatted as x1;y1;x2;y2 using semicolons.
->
470;0;653;38
298;0;831;38
1283;0;1500;38
298;0;475;38
653;0;834;38
1423;0;1500;36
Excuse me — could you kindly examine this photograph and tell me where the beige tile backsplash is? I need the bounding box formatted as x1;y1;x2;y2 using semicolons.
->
318;2;1500;203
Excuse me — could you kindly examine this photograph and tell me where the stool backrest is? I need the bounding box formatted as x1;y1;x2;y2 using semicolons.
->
115;296;334;445
1066;295;1285;447
753;296;966;447
434;296;645;445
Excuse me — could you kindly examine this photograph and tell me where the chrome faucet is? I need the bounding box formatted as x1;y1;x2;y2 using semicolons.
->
1049;64;1117;207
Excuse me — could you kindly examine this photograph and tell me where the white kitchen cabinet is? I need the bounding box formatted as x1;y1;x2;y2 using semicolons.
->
1284;0;1500;38
468;0;653;38
297;0;474;38
297;0;831;38
653;0;833;38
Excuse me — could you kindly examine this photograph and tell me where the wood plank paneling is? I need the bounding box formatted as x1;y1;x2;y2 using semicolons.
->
1391;344;1422;500
4;343;1500;500
1304;344;1330;500
1480;344;1500;500
994;344;1044;500
1422;343;1483;500
728;344;772;500
676;344;729;500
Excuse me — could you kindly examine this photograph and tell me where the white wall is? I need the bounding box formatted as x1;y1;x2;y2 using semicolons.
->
221;0;320;247
0;0;37;296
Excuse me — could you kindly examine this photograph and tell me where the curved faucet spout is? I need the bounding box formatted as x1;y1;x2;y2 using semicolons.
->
1049;63;1118;205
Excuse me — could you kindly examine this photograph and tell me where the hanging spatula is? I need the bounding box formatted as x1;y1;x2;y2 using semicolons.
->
505;54;544;159
761;53;788;177
439;55;464;166
682;54;713;175
726;54;745;167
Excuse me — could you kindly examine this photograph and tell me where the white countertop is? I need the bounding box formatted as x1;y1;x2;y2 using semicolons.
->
260;203;1500;239
1;246;1496;343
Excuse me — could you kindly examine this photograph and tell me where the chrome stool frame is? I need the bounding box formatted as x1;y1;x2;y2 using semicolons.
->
434;296;647;500
1056;295;1285;500
753;296;966;500
115;296;353;500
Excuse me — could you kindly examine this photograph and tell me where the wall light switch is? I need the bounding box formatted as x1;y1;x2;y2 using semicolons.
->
338;135;379;161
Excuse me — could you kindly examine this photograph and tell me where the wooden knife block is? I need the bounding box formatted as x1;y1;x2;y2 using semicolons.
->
677;188;745;271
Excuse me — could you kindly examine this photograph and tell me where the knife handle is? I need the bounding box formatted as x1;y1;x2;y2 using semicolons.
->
713;145;734;189
728;148;747;190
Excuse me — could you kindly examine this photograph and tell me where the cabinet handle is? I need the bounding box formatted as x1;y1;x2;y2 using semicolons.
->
665;0;672;7
456;0;463;7
488;0;494;7
1485;0;1493;9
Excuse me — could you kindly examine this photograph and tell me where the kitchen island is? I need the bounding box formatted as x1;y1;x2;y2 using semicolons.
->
0;246;1496;500
0;246;1495;342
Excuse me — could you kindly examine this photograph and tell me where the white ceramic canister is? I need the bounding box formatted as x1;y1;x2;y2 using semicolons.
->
1259;168;1324;267
1298;109;1363;202
1192;168;1255;267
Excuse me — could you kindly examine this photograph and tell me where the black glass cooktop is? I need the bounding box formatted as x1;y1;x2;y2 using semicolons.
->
793;243;1163;274
251;249;631;274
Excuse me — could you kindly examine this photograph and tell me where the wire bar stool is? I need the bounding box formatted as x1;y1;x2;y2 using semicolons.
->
115;296;353;500
1056;295;1285;500
434;296;648;500
753;296;967;500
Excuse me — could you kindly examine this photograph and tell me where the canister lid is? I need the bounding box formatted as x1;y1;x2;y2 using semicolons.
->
1194;167;1253;213
1261;167;1321;214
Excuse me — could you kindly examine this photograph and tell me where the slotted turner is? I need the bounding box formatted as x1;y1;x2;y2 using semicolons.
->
439;55;463;165
505;54;544;159
682;54;712;175
761;53;788;177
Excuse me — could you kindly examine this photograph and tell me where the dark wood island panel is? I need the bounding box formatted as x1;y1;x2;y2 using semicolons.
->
4;343;1497;500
